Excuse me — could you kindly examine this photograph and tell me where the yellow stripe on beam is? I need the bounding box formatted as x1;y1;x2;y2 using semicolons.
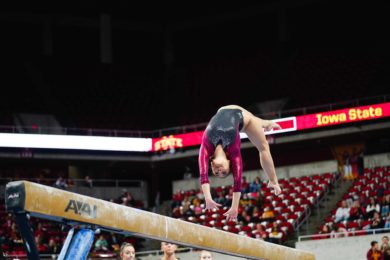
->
5;181;315;260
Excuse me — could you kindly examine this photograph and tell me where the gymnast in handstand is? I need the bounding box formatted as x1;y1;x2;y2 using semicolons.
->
198;105;282;221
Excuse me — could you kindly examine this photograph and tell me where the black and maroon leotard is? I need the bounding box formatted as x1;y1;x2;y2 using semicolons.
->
198;109;244;192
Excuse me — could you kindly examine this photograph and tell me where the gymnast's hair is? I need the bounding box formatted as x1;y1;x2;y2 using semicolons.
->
120;242;134;254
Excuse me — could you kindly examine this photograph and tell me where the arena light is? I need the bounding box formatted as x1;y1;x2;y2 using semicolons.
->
0;133;152;152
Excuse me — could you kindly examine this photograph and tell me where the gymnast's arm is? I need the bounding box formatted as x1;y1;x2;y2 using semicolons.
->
239;109;281;195
223;149;242;221
199;142;221;211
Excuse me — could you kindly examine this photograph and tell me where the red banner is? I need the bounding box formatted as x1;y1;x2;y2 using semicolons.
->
152;117;297;151
296;102;390;130
152;131;204;151
151;102;390;151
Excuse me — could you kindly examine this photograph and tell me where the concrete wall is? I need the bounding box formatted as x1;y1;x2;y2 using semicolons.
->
364;153;390;168
296;231;390;260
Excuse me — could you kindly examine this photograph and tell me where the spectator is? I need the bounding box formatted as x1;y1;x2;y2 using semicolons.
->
241;176;250;193
342;150;352;180
367;241;383;260
249;177;262;193
239;193;251;206
384;248;390;260
334;224;348;238
237;210;251;225
34;233;48;253
335;200;350;223
160;242;179;260
121;197;129;207
172;206;182;218
357;148;365;177
84;175;93;188
125;192;136;207
181;196;191;214
384;213;390;229
381;195;390;217
328;222;338;238
107;232;120;251
94;234;109;252
199;250;213;260
350;147;359;179
367;198;381;219
382;236;390;254
371;211;385;230
317;224;331;239
172;190;184;208
349;200;365;221
261;206;275;221
54;176;68;190
360;194;370;210
378;183;387;198
253;191;264;209
268;222;283;244
46;237;60;254
120;242;135;260
253;223;268;240
214;191;226;206
67;178;75;187
250;206;261;223
193;199;203;216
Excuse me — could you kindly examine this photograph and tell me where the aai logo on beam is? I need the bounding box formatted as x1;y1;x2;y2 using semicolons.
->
65;199;97;219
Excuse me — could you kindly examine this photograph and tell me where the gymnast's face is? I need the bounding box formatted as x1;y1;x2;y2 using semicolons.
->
120;245;135;260
211;157;230;177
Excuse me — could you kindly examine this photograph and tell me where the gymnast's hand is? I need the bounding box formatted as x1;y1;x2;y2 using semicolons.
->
223;206;238;222
268;180;282;196
263;121;282;132
204;197;222;212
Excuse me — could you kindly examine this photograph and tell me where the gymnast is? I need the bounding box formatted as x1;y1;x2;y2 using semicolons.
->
198;105;282;221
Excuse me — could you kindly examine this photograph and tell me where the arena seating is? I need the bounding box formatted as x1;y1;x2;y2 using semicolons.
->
313;166;390;239
171;172;338;244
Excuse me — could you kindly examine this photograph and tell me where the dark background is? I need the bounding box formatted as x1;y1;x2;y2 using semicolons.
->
1;1;390;203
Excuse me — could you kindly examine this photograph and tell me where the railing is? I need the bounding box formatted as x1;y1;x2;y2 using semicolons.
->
298;227;390;242
294;172;341;237
1;94;389;138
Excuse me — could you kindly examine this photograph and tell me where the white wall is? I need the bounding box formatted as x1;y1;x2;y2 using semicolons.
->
364;153;390;168
296;231;390;260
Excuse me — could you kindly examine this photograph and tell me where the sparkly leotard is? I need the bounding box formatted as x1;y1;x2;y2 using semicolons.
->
198;109;244;192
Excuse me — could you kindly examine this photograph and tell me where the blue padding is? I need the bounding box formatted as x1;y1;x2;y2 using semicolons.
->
64;229;95;260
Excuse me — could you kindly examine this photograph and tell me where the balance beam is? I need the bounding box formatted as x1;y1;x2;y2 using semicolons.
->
5;181;315;260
